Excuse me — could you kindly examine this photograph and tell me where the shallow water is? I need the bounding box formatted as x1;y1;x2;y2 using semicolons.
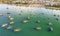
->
0;4;60;36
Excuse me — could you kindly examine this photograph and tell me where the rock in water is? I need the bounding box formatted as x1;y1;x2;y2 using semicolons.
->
10;18;14;20
10;21;15;25
35;27;42;31
48;27;53;32
1;24;8;28
0;14;3;16
7;26;12;30
23;20;28;23
14;29;22;32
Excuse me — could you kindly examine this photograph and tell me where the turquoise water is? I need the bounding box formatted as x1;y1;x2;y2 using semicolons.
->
0;4;60;36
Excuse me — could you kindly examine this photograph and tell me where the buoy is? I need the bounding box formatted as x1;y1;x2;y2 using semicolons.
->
1;24;8;28
14;29;21;32
35;27;42;30
23;20;28;23
10;21;15;25
0;14;3;16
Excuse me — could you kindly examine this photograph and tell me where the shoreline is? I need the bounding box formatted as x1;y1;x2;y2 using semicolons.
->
0;4;60;10
45;7;60;10
0;3;45;7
